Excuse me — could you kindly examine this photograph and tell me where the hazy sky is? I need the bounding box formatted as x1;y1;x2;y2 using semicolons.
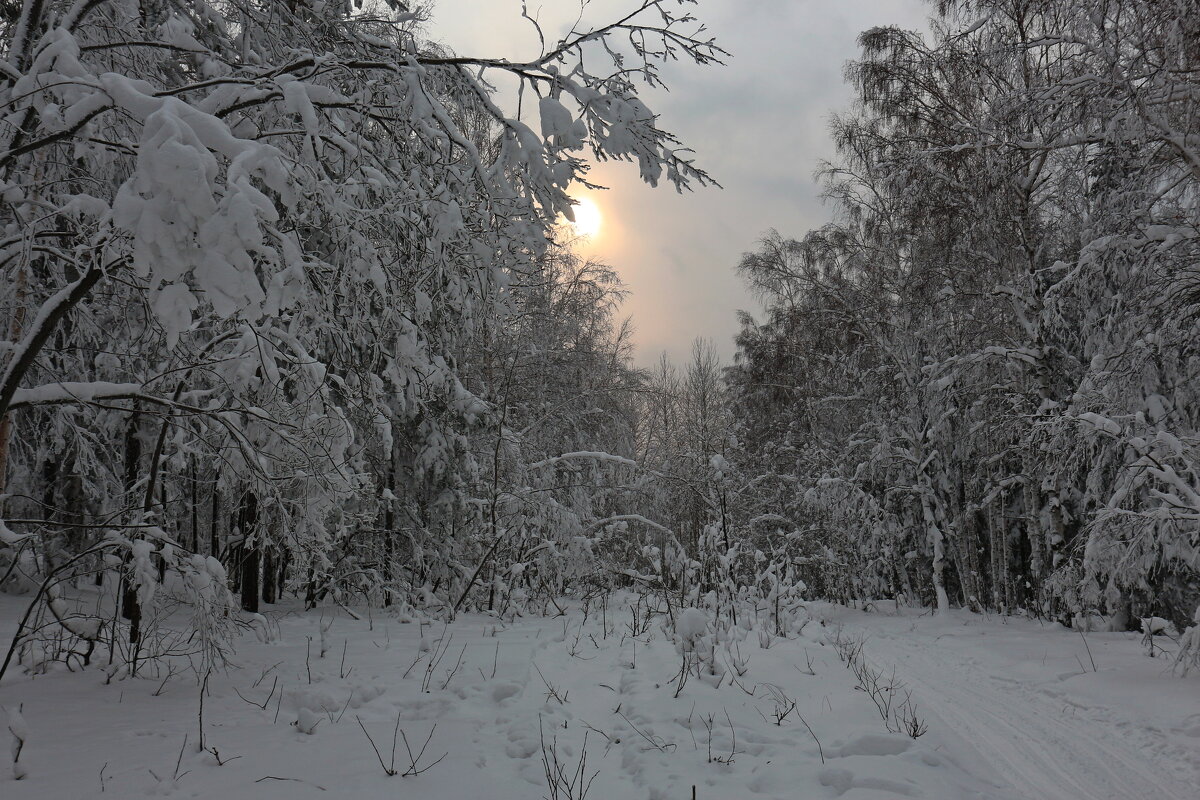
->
429;1;930;366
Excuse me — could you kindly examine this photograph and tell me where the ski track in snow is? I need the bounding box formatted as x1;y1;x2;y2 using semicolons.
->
844;615;1200;800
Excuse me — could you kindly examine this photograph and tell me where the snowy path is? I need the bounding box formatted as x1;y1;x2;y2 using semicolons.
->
835;608;1200;800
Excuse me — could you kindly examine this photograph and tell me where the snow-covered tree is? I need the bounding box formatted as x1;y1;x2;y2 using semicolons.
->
0;0;725;671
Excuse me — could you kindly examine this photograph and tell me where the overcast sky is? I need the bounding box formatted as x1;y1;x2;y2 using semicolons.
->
429;0;930;366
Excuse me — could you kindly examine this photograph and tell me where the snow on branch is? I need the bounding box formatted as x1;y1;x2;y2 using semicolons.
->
8;382;146;410
527;451;637;470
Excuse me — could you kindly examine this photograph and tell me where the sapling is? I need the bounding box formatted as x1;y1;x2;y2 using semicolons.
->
699;708;740;765
148;734;191;788
534;663;570;704
195;670;239;765
759;684;797;726
420;631;457;692
6;703;28;780
1140;616;1175;657
539;718;598;800
305;637;313;684
615;710;675;753
1175;604;1200;676
153;663;181;696
251;661;284;689
725;640;750;676
356;713;446;777
438;644;467;690
319;615;334;658
234;676;279;710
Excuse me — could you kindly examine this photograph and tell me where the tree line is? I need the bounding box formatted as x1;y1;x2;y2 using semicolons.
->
0;0;726;675
724;0;1199;628
2;0;1197;681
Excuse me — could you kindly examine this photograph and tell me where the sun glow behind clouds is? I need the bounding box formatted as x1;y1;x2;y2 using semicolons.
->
569;196;602;238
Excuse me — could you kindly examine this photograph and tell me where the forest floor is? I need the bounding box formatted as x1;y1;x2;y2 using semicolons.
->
818;603;1200;800
1;592;1197;799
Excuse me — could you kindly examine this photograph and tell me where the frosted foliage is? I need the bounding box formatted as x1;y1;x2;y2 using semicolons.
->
0;0;723;672
726;0;1200;627
676;607;709;642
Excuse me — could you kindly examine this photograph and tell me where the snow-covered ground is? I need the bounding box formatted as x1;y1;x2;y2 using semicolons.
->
818;603;1200;800
2;594;1197;799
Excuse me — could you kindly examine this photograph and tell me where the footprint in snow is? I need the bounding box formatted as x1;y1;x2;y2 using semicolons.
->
503;732;538;759
820;767;919;797
833;733;912;758
491;681;521;703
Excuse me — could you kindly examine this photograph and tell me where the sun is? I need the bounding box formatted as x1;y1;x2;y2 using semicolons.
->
568;196;603;238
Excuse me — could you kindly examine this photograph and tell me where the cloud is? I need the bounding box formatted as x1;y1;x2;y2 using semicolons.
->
429;0;930;365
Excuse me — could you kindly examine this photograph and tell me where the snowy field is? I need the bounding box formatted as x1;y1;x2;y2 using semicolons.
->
2;594;1197;800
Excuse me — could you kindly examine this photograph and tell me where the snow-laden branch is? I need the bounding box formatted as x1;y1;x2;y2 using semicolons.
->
584;514;673;536
527;451;637;470
8;381;145;410
0;267;104;420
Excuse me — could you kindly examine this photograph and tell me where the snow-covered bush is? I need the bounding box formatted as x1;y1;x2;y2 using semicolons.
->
1175;605;1200;677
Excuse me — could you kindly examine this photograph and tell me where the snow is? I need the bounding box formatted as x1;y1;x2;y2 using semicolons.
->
675;607;708;641
0;275;100;407
1077;412;1122;436
8;381;144;409
3;5;1196;798
527;451;639;470
539;97;577;144
817;603;1200;800
1140;616;1176;637
0;519;30;546
5;705;28;780
3;592;1196;798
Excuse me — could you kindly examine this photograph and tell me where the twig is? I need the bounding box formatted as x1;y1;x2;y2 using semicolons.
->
796;712;824;763
233;676;278;710
256;776;327;791
356;714;400;776
1078;630;1097;672
616;710;675;753
399;724;448;776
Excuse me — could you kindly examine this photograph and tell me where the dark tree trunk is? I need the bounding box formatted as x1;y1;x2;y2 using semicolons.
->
42;456;56;520
157;480;167;583
121;402;142;644
277;553;290;600
305;566;317;609
189;454;199;553
209;471;220;558
261;548;275;605
41;456;57;572
383;449;396;607
239;490;259;613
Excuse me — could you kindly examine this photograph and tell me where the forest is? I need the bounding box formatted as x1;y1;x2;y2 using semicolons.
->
0;1;1198;798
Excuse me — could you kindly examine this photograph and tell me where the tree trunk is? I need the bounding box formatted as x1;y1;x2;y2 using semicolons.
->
209;472;220;558
0;267;28;499
920;491;950;615
121;402;142;644
277;553;290;600
304;566;318;609
383;448;396;607
238;490;259;613
261;547;275;605
189;454;199;553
